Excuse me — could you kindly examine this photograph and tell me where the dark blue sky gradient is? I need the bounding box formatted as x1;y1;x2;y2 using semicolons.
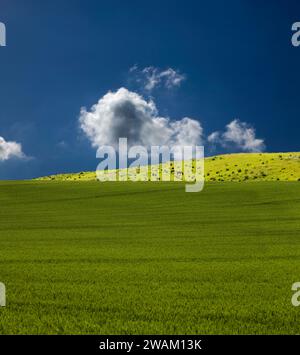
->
0;0;300;179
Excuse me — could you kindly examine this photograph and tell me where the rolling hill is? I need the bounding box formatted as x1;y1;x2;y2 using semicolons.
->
35;152;300;182
1;152;300;334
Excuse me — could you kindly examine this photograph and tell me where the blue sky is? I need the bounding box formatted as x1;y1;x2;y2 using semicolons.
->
0;0;300;179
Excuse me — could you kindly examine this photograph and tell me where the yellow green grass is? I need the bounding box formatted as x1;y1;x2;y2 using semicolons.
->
35;152;300;182
1;152;299;334
0;180;300;334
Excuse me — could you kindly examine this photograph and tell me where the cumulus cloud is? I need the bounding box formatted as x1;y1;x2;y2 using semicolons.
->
79;88;203;151
79;87;265;158
130;66;186;91
208;119;265;152
207;131;220;144
0;136;26;161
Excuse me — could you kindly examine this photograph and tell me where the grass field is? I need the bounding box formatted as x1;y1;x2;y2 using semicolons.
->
0;179;300;334
36;152;300;182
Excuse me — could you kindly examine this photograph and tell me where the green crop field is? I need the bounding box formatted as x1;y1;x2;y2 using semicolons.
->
0;178;300;334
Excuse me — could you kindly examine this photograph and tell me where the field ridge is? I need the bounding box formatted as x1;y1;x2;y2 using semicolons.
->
35;152;300;182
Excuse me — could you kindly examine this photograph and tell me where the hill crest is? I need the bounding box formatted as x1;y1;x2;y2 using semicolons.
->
35;152;300;182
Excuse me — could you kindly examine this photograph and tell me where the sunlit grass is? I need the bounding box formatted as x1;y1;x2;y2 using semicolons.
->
35;152;300;182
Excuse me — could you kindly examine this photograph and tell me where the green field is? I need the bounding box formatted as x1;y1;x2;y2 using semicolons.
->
0;179;300;334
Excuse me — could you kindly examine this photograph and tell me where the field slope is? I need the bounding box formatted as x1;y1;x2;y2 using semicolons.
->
35;152;300;182
0;180;300;334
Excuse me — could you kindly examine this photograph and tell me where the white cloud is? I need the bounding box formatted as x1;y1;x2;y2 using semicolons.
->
79;87;265;158
207;131;220;143
208;119;265;152
0;136;26;161
79;87;203;151
130;66;186;91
